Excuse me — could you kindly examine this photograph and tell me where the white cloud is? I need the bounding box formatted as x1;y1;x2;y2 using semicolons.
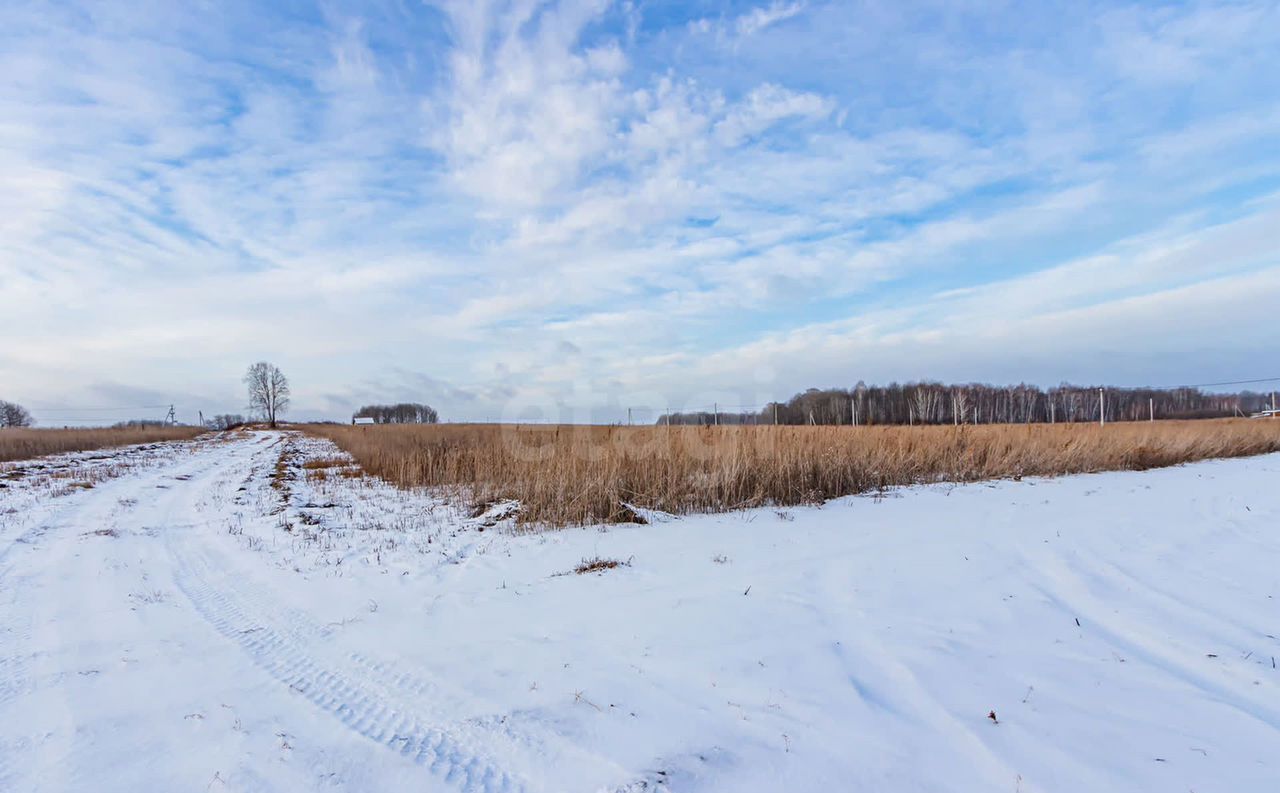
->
713;83;833;146
1100;1;1277;84
688;1;806;43
735;2;805;37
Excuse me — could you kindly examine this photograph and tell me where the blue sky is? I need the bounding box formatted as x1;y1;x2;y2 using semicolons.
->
3;0;1279;424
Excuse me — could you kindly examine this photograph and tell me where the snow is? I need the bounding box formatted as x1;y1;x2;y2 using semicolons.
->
2;430;1278;792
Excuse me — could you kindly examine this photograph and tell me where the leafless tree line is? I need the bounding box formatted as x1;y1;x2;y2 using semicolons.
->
660;383;1276;426
354;403;439;424
205;414;246;430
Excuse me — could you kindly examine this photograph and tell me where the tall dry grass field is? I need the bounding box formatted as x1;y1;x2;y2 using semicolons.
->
305;419;1280;527
0;426;206;463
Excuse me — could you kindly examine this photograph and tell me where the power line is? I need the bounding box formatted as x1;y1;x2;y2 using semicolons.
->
27;404;172;412
1153;377;1280;390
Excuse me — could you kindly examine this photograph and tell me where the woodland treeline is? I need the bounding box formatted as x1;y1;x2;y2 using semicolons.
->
354;403;440;424
659;383;1277;426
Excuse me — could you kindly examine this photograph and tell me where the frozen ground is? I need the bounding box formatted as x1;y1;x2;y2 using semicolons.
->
1;430;1277;792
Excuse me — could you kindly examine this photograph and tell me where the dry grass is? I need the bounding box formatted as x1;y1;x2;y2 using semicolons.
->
0;426;206;463
573;557;631;575
304;420;1280;527
301;457;347;470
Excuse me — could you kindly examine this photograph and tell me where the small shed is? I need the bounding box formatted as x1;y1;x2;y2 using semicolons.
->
352;416;375;426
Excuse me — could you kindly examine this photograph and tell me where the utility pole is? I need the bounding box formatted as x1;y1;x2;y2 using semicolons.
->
1149;397;1154;422
627;407;632;426
1099;389;1105;427
713;403;718;426
165;404;176;426
774;403;779;425
1050;401;1055;424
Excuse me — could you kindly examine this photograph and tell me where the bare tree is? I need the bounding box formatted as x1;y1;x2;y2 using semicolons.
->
0;400;34;428
244;362;290;428
206;413;246;430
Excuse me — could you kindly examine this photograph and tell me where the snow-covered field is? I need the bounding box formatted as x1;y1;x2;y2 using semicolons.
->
1;430;1277;792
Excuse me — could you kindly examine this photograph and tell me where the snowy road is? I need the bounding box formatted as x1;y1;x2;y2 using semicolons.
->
1;431;1278;792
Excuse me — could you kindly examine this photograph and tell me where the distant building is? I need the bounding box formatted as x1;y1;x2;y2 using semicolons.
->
352;416;375;426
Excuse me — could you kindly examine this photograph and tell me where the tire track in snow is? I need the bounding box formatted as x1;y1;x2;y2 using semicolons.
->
0;496;66;723
166;541;474;719
0;442;209;789
0;558;34;710
170;537;641;792
0;463;125;785
0;612;32;711
1031;552;1280;732
169;541;531;793
826;627;1038;790
163;431;648;793
0;563;35;791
